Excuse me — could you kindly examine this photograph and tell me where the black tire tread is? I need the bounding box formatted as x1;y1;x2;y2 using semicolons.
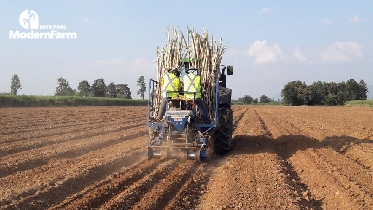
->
213;105;233;154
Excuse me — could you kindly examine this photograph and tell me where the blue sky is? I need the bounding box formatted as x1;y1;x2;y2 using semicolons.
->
1;0;373;99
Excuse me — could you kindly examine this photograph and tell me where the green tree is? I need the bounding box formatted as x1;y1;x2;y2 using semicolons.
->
77;80;91;97
309;81;328;105
92;78;107;97
309;81;322;105
297;82;312;105
107;82;118;98
253;98;258;104
281;81;304;106
358;79;368;100
345;79;360;101
10;74;22;95
55;77;75;96
259;95;271;103
116;84;132;99
323;82;339;105
137;76;146;100
239;95;253;104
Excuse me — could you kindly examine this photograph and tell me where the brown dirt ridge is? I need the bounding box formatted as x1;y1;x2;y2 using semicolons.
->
0;105;372;209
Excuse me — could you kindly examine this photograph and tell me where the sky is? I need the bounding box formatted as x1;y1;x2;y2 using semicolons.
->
1;0;373;99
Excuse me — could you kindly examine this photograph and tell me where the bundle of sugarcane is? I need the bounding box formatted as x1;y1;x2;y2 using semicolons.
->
152;27;226;122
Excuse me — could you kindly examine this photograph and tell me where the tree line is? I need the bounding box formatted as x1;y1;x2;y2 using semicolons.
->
281;79;368;106
5;74;147;99
238;95;277;104
238;79;368;106
5;74;370;106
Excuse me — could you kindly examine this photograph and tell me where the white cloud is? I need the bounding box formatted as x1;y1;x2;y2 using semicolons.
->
320;41;363;62
83;17;95;24
292;47;307;62
321;18;332;25
261;6;279;13
348;16;361;23
262;7;272;13
248;40;284;65
347;16;367;23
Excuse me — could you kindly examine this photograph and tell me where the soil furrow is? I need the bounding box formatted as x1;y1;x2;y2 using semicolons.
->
0;136;147;206
0;121;144;156
100;159;181;210
254;107;323;209
52;158;170;210
0;107;145;137
296;149;366;209
1;106;372;209
0;125;146;167
0;128;147;178
4;149;146;210
165;164;210;209
345;144;373;170
131;160;198;210
0;115;144;145
313;149;373;206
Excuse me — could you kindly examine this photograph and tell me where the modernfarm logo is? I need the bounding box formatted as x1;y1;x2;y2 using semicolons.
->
9;10;77;39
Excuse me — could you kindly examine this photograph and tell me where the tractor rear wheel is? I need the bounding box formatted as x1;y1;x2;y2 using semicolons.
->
213;105;233;154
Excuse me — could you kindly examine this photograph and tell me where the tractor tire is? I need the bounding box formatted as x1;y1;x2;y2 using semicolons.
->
213;104;233;155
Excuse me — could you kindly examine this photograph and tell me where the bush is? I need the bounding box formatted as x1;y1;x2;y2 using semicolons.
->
345;100;373;107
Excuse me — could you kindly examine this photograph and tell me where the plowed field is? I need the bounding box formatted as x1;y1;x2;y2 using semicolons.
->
1;106;372;209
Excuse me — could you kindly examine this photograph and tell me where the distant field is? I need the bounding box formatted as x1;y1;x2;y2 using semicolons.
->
0;95;147;107
345;100;373;107
232;101;283;106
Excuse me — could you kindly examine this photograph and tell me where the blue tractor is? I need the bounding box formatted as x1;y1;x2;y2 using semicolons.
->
146;60;233;161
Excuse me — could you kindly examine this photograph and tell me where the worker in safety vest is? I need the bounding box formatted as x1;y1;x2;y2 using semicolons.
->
183;68;211;124
157;69;181;119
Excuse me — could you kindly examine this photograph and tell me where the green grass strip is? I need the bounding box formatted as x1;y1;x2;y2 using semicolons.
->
0;95;148;107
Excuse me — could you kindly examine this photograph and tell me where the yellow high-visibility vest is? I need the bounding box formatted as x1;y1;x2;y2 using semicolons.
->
183;73;201;99
162;73;180;98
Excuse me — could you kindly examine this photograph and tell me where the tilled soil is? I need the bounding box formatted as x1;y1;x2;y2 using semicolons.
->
0;106;372;209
